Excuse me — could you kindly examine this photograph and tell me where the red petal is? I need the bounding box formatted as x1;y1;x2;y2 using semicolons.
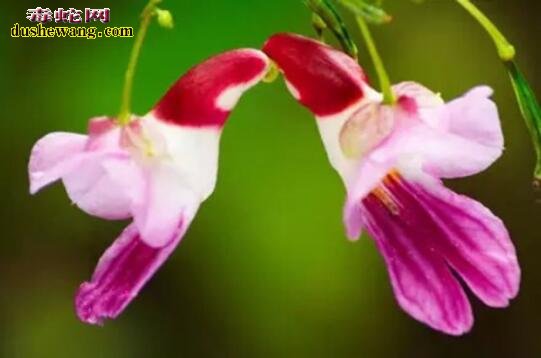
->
263;33;367;117
153;49;269;128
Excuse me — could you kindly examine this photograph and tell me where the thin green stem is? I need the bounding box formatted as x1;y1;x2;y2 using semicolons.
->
355;15;395;105
455;0;515;61
118;0;162;125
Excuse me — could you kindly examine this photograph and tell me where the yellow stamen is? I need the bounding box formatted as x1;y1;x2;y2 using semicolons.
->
124;126;157;158
371;172;401;215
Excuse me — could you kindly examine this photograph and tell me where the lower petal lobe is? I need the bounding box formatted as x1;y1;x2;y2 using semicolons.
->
360;174;519;335
75;220;189;325
410;181;520;307
362;183;473;335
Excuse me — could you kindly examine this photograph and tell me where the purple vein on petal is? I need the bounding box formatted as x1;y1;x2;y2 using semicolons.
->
361;191;472;335
400;180;520;307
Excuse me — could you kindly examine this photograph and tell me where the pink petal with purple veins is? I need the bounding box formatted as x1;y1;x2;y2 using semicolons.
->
410;181;520;307
358;175;520;335
263;33;368;117
153;49;269;128
76;219;191;325
361;185;473;335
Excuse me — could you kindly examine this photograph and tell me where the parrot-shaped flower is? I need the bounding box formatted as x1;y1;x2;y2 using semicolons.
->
263;33;520;335
29;49;270;325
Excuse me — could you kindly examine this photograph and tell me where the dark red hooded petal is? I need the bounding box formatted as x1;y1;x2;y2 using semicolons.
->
153;49;269;128
263;33;367;117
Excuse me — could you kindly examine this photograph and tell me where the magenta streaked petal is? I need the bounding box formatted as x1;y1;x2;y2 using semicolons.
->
75;220;190;325
152;49;269;128
263;33;368;117
28;132;88;194
362;190;473;335
360;175;520;335
411;182;520;307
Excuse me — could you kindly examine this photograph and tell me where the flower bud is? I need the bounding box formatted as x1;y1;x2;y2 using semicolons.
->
262;61;280;83
155;8;173;29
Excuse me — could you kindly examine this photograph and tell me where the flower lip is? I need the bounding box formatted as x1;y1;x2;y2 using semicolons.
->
357;174;519;335
263;33;367;117
75;221;188;325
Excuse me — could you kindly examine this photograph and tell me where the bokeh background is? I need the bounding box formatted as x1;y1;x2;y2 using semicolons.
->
2;0;541;357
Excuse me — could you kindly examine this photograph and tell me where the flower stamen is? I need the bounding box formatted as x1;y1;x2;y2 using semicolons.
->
371;173;401;216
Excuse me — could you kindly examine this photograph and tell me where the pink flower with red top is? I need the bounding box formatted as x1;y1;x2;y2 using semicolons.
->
264;33;520;335
29;49;269;325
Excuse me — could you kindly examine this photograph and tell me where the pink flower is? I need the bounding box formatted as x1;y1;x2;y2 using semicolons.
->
264;33;520;335
29;49;270;325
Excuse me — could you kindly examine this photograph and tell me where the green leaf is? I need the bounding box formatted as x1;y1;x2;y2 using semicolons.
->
311;13;328;41
506;60;541;183
305;0;358;59
338;0;392;25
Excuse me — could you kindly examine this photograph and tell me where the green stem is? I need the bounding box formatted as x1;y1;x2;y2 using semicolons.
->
118;0;162;125
455;0;515;61
355;15;395;105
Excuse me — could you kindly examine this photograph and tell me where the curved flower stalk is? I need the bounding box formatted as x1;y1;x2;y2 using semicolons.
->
263;33;520;335
29;49;270;325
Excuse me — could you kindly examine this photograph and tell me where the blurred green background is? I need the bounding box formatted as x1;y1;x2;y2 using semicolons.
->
2;0;541;357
